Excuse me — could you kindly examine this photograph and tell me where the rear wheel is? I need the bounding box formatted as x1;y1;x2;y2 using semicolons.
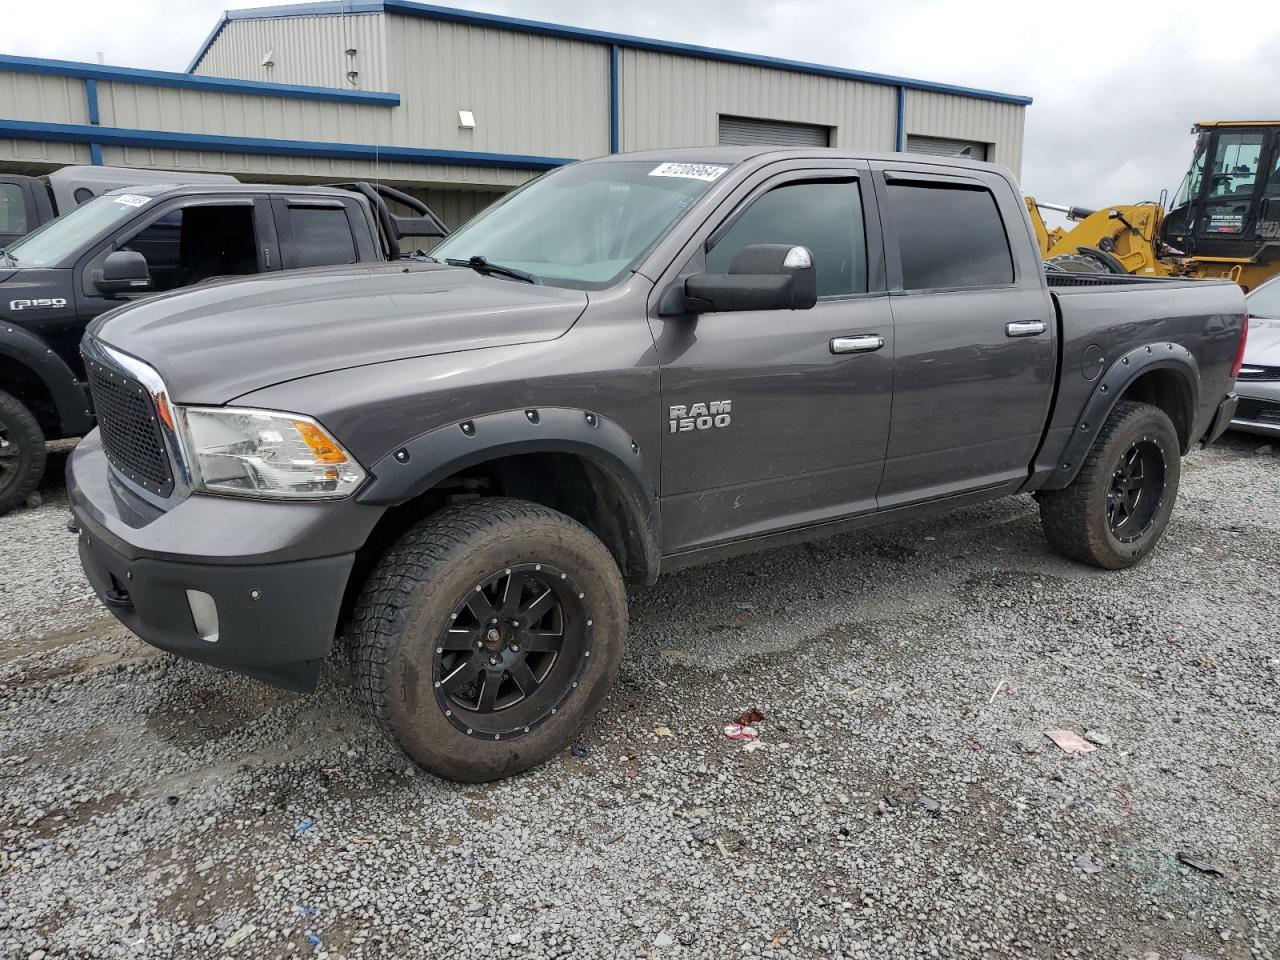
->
0;390;46;517
350;498;627;782
1038;401;1180;569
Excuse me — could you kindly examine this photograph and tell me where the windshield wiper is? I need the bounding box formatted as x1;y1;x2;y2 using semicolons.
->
0;247;14;266
445;255;540;285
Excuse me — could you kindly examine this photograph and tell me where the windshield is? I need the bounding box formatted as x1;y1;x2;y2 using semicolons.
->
431;160;731;288
1247;277;1280;319
4;192;152;266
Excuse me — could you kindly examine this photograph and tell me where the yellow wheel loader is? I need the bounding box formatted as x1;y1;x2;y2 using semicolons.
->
1027;122;1280;290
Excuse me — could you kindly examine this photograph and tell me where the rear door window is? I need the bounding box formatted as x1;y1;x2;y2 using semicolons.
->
707;179;867;297
888;181;1013;290
277;203;359;270
0;183;28;236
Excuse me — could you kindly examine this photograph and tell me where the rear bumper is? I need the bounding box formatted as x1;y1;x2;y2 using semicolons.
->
67;432;380;691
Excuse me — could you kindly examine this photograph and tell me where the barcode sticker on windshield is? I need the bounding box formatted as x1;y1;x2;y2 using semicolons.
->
649;163;727;182
113;194;150;207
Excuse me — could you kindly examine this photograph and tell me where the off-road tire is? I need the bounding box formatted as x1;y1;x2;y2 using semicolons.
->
1038;401;1180;569
1046;252;1116;275
0;390;46;517
349;498;627;783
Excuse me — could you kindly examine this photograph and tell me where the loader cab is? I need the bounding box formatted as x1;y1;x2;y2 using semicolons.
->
1161;122;1280;265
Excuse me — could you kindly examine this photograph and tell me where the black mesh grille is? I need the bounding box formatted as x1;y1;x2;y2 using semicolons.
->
1235;396;1280;425
84;356;174;496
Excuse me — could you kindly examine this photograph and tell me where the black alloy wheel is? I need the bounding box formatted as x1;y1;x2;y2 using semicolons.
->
433;563;591;740
1105;438;1166;543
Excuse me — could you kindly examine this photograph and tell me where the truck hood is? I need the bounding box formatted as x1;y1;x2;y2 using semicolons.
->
1245;316;1280;366
90;262;588;404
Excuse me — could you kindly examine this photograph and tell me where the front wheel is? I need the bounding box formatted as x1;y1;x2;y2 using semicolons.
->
1038;401;1181;569
349;498;627;782
0;390;47;517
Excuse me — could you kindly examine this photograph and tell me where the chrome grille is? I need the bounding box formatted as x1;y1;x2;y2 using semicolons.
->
1235;396;1280;426
1235;364;1280;381
83;353;174;496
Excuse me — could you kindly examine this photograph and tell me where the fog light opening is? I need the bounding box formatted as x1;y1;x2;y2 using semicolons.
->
186;589;220;643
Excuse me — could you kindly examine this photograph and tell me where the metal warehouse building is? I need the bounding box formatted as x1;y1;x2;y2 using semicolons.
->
0;1;1031;228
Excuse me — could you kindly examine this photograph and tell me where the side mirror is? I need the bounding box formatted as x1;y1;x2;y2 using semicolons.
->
94;250;151;298
680;244;817;314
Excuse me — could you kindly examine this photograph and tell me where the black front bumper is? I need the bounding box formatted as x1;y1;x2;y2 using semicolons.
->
77;531;353;691
68;433;380;692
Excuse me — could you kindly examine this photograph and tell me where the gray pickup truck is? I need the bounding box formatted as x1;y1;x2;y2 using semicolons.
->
67;147;1245;782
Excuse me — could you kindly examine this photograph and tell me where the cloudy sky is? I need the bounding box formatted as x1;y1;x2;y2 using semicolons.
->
6;0;1279;209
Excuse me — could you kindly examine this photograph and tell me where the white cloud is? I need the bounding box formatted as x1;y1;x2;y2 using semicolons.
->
3;0;1277;207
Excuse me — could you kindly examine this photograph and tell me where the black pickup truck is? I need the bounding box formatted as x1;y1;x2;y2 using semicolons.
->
0;165;237;246
0;179;444;512
67;148;1245;782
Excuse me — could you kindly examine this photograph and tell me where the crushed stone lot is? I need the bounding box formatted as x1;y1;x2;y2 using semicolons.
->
1;437;1278;960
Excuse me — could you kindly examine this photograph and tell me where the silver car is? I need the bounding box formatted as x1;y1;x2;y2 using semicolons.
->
1233;275;1280;436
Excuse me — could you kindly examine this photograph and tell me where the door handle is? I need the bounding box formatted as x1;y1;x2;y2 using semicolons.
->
830;334;885;354
1005;320;1046;338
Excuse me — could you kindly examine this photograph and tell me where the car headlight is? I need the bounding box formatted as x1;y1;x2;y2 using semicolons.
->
177;406;365;499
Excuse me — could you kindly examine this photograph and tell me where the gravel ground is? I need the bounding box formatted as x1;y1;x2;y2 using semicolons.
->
1;436;1278;960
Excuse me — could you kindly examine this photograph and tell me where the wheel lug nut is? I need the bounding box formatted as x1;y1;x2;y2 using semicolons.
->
510;644;520;652
488;657;499;666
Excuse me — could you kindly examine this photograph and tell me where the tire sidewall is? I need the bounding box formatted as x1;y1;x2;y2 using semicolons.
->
0;391;46;514
380;516;626;783
1090;410;1180;566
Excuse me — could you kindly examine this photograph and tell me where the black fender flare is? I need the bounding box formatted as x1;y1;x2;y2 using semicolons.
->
0;324;93;438
358;407;660;583
1041;341;1199;491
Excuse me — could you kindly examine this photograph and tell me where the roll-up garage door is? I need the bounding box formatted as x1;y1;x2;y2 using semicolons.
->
905;135;989;160
718;115;831;147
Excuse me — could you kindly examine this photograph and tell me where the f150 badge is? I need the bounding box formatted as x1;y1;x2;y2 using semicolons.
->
9;298;67;311
669;400;732;433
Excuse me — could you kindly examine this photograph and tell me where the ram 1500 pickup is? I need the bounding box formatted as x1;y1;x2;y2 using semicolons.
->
0;180;445;513
66;147;1246;782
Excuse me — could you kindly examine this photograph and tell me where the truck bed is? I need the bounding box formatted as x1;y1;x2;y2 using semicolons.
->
1032;274;1245;488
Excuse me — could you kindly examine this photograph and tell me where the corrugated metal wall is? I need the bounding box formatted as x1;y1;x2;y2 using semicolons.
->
383;17;609;159
620;49;898;153
904;89;1025;176
192;14;390;92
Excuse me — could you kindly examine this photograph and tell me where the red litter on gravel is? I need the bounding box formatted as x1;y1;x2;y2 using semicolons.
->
723;724;759;742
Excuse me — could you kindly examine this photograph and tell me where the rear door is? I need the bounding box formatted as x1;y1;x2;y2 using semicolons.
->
870;163;1056;507
650;160;895;554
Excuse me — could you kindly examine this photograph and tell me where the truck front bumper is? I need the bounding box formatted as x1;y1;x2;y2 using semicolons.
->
1231;382;1280;438
68;432;383;692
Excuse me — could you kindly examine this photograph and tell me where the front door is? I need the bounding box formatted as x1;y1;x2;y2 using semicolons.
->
651;163;894;555
871;163;1056;507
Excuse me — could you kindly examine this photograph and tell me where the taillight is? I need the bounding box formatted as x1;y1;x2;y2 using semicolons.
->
1231;315;1249;380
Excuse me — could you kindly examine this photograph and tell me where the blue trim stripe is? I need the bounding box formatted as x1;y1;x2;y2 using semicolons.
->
609;44;620;154
185;0;1031;106
0;53;400;106
84;77;100;125
0;118;572;171
895;85;905;152
84;78;103;165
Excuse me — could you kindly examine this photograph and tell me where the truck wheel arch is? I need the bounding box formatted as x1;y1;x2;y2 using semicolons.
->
356;407;661;585
1043;343;1199;491
0;328;93;439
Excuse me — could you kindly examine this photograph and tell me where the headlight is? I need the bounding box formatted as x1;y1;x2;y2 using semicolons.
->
177;406;365;499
